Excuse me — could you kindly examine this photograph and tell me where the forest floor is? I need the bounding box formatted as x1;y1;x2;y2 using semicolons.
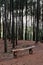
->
0;39;43;65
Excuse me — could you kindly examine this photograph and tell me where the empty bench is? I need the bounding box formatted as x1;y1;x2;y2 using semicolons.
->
12;45;35;57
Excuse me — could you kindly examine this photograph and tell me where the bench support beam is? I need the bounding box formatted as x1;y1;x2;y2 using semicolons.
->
29;49;33;54
13;52;17;57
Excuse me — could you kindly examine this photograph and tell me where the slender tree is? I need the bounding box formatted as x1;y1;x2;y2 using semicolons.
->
42;1;43;40
25;0;27;40
4;0;7;52
36;0;40;43
2;4;5;40
11;0;15;48
16;3;18;45
8;0;12;41
0;7;1;38
18;0;21;40
21;0;23;40
30;0;33;40
33;2;36;41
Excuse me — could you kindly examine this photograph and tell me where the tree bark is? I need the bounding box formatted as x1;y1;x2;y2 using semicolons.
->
21;5;23;40
0;7;1;38
16;9;18;45
4;0;7;52
11;0;15;48
33;4;35;41
36;0;40;43
42;1;43;40
25;0;27;40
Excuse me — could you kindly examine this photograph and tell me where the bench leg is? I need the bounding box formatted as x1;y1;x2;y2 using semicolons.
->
29;49;33;54
13;52;17;58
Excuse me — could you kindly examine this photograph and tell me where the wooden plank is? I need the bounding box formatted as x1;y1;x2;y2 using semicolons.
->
12;45;35;52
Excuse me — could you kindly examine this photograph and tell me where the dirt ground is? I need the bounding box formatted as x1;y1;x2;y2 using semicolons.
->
0;39;43;65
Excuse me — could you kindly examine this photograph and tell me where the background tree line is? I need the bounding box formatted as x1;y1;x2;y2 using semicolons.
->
0;0;43;52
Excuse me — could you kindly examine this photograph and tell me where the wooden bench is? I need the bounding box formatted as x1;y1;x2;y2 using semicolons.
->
12;45;35;57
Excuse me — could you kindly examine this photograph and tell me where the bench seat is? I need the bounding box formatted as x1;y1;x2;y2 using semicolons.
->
12;45;35;57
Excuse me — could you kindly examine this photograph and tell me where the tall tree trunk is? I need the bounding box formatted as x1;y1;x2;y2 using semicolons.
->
33;4;35;41
11;0;15;48
30;0;33;40
8;0;12;41
36;0;40;43
16;9;18;45
2;6;5;40
4;0;7;52
25;0;27;40
0;7;1;38
33;16;35;41
21;5;23;40
18;0;23;40
42;1;43;40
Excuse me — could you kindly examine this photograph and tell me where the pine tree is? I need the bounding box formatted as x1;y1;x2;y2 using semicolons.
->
36;0;40;43
25;0;27;40
11;0;15;48
4;0;7;52
0;7;1;38
42;1;43;40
